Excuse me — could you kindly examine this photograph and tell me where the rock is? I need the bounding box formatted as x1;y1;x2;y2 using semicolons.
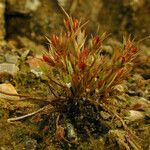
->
0;83;20;100
5;53;18;64
130;97;150;110
24;137;37;150
125;110;145;123
7;0;41;14
0;63;19;75
66;123;77;141
30;68;43;77
100;111;111;120
113;84;126;93
25;0;41;12
27;58;44;77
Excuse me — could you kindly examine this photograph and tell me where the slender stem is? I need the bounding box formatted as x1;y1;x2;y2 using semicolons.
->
0;90;47;100
7;105;55;123
48;83;58;98
48;76;67;89
0;90;66;104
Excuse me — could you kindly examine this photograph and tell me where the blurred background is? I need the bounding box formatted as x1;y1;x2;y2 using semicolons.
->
1;0;149;46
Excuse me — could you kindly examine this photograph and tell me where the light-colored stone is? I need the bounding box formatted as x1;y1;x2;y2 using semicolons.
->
25;0;41;12
0;63;19;75
5;53;19;64
0;83;20;100
113;84;125;93
7;0;41;14
130;97;150;110
125;110;145;122
100;111;111;120
27;58;44;77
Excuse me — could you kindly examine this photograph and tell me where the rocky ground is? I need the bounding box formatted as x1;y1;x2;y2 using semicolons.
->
0;0;150;150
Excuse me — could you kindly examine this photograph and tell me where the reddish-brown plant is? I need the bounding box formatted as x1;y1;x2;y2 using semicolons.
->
41;16;138;102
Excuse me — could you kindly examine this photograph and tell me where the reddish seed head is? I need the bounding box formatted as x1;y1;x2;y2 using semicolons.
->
79;62;87;70
64;19;71;30
73;19;80;30
93;36;101;46
43;54;50;62
43;54;55;66
131;47;138;54
125;39;133;51
78;48;89;70
51;34;59;47
64;19;80;31
79;48;89;62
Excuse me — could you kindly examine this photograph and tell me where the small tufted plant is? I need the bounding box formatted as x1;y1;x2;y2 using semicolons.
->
42;16;138;102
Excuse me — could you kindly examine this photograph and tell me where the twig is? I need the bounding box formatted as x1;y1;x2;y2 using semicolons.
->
7;105;54;123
